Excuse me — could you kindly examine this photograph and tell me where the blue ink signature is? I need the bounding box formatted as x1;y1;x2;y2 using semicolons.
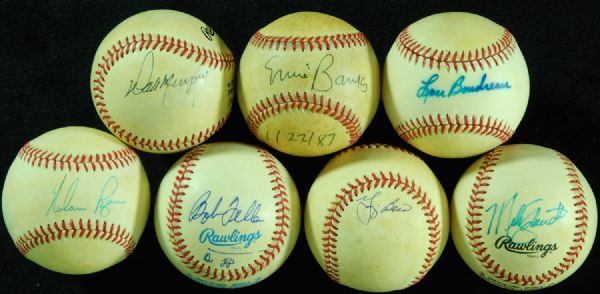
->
46;175;87;215
199;228;262;249
94;176;126;217
416;73;512;103
485;192;567;242
188;190;264;225
356;191;412;225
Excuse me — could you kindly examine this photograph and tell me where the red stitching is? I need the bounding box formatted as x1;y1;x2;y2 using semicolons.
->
395;114;514;143
17;142;138;172
395;28;516;72
466;148;590;287
92;33;234;152
14;219;136;256
247;92;362;145
166;145;291;282
249;31;368;52
321;171;441;285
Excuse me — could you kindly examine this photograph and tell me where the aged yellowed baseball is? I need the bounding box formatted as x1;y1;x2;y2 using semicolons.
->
305;144;449;292
2;126;150;274
91;9;235;153
451;144;597;290
154;142;300;288
383;12;529;158
238;11;380;157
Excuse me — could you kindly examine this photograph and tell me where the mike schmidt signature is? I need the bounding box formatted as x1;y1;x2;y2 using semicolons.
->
356;191;412;225
485;192;567;242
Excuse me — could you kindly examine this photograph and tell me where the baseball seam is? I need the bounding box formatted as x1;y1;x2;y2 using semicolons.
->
247;92;362;145
92;33;234;152
395;114;515;143
15;219;136;256
321;152;441;285
395;28;516;72
17;142;138;172
166;146;291;282
250;31;368;51
466;148;589;286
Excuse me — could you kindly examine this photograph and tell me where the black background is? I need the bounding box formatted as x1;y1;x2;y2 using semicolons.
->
1;0;599;293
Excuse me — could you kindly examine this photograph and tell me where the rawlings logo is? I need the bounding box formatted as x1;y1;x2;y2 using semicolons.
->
198;228;262;249
494;236;558;258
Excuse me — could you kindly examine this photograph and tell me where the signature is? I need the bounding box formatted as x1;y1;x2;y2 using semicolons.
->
264;54;368;92
94;176;126;217
356;191;412;225
46;175;126;217
416;73;511;103
46;175;87;215
124;51;209;109
485;192;567;242
188;190;264;225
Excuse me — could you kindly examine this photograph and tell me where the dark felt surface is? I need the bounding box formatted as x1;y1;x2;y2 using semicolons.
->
0;0;598;292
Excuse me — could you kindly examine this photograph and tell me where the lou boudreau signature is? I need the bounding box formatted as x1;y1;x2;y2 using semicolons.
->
356;191;412;225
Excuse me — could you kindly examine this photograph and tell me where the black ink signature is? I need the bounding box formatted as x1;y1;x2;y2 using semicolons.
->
124;51;209;109
94;176;125;217
486;192;567;242
356;191;412;225
188;190;264;225
46;175;87;215
264;54;368;92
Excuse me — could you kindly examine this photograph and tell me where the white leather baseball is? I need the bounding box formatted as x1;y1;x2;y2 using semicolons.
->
238;11;380;157
154;142;300;288
451;144;597;290
305;144;449;292
2;126;150;274
90;9;235;153
383;12;529;158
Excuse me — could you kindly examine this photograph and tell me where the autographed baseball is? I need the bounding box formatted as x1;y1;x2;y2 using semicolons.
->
451;144;597;290
383;12;529;158
91;9;235;153
2;126;150;274
154;142;300;288
238;11;380;157
305;144;449;292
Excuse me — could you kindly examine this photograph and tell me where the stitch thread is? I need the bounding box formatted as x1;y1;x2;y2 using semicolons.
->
92;33;234;152
17;143;138;172
250;31;368;51
395;28;516;72
321;168;441;285
247;92;362;145
396;114;514;143
15;219;136;256
465;148;590;287
166;145;291;282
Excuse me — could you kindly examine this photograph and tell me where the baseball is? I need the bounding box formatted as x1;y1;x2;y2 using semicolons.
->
90;9;235;153
304;144;449;292
2;126;150;274
154;142;300;288
238;11;380;157
383;12;529;158
451;144;597;290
